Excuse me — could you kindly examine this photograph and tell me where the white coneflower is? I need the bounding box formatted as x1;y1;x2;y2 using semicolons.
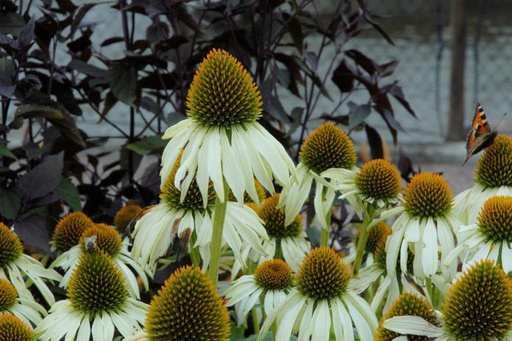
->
224;259;294;324
49;211;95;253
385;172;460;281
383;259;512;340
0;313;35;341
454;134;512;224
0;222;61;306
256;194;310;271
259;247;377;341
160;49;295;206
445;195;512;274
35;250;148;341
280;122;358;230
132;152;268;274
51;223;148;299
375;291;442;341
123;265;230;341
0;278;46;328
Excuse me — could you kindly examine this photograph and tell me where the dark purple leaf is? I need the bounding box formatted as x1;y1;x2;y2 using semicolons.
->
66;34;91;54
389;83;416;117
17;17;35;50
17;152;64;203
332;59;354;93
283;13;303;53
68;59;108;77
380;60;399;77
13;215;50;253
346;49;378;75
99;169;127;187
365;124;383;160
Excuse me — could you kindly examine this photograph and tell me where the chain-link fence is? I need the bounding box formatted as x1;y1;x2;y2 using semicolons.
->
347;0;512;145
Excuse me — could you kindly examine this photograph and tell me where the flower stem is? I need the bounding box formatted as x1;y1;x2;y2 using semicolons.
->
320;211;331;247
353;205;376;277
189;231;201;267
207;179;228;287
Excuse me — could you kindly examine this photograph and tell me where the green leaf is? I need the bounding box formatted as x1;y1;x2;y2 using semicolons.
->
348;102;371;129
0;12;25;36
56;177;82;212
0;143;16;159
15;104;64;119
125;135;167;155
0;186;20;220
108;63;137;107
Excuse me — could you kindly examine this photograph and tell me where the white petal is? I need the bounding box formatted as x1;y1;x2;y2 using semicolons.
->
421;219;438;277
383;316;444;337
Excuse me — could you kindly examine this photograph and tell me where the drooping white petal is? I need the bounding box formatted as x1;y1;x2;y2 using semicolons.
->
383;316;444;337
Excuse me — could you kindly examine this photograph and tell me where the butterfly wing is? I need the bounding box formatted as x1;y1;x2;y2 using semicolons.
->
463;103;497;165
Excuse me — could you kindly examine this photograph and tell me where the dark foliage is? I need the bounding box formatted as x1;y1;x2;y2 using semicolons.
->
0;0;414;252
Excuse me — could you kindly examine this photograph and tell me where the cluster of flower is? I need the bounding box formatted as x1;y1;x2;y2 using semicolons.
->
2;48;512;341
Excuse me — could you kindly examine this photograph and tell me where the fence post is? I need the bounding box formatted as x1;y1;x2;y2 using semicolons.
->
447;0;467;141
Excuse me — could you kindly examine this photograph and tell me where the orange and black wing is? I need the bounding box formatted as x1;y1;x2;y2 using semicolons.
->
463;103;496;165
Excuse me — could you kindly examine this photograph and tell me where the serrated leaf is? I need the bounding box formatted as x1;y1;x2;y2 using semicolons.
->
125;135;167;155
108;63;137;107
17;152;63;203
56;177;82;212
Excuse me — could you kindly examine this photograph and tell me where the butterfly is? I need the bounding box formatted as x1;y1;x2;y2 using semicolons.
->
463;103;498;165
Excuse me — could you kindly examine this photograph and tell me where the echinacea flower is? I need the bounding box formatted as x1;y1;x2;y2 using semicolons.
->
281;122;358;230
375;291;442;341
160;49;296;206
0;278;46;328
385;173;460;281
383;259;512;340
52;223;148;299
123;265;230;341
50;212;95;253
0;313;35;341
348;225;403;313
224;259;294;324
0;222;61;306
131;152;268;273
327;159;403;219
344;221;392;265
35;250;148;341
257;194;310;271
446;195;512;274
113;204;142;235
454;134;512;224
259;247;377;341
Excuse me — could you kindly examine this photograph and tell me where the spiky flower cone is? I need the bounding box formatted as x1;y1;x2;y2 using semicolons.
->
145;265;230;340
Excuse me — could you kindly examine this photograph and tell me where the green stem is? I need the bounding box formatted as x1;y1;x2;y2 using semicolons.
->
207;179;229;287
320;209;332;247
425;277;434;306
352;205;376;277
189;231;201;267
